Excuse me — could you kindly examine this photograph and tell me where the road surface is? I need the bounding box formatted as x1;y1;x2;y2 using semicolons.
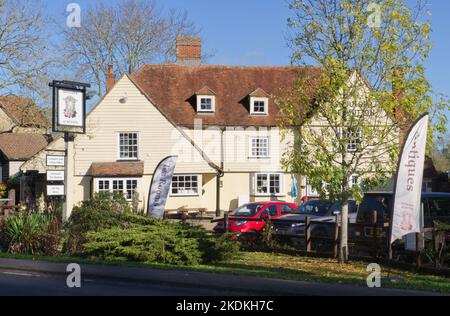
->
0;269;247;296
0;258;445;296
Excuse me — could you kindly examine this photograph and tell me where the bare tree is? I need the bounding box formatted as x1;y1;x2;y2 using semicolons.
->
0;0;51;95
59;0;198;96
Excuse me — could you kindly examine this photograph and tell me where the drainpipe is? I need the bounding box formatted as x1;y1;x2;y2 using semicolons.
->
216;128;225;217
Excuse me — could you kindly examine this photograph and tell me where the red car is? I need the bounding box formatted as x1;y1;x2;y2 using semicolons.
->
213;201;298;236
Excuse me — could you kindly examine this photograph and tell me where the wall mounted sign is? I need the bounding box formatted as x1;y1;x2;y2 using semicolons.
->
50;80;90;134
47;185;65;196
46;170;65;181
46;155;65;167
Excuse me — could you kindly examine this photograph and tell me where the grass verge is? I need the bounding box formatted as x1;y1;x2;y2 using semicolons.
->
0;251;448;293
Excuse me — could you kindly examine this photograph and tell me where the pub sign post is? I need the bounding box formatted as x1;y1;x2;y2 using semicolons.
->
49;80;90;221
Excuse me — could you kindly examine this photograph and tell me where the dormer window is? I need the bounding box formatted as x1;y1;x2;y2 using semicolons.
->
249;88;269;115
250;97;268;115
199;96;214;112
195;86;216;113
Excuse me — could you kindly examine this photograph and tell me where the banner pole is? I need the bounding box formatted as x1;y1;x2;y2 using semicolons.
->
388;112;429;262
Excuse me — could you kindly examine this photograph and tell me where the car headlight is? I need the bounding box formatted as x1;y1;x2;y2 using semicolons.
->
235;220;248;227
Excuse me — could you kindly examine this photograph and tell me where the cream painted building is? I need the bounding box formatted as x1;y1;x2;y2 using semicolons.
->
21;37;398;219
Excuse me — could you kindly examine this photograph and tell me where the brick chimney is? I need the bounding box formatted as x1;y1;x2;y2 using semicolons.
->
106;65;115;93
176;36;201;65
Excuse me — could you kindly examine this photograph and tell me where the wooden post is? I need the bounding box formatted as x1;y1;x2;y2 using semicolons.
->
7;189;15;206
415;232;421;269
372;211;378;258
333;213;340;259
224;212;229;233
305;216;311;253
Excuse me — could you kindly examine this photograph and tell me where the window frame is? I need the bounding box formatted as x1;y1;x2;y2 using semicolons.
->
248;136;270;159
250;97;268;115
117;132;139;161
345;127;362;152
349;174;359;188
253;173;284;197
196;95;215;113
170;174;201;197
94;177;139;201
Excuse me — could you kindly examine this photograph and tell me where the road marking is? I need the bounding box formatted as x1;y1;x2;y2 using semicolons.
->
2;271;41;277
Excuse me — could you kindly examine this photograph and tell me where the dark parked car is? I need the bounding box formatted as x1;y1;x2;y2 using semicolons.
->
273;199;358;248
354;192;450;242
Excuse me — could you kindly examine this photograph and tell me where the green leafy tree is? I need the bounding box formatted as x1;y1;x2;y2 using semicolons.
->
279;0;449;262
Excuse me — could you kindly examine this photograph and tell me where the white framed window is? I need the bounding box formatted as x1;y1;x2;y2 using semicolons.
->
196;95;215;113
249;136;270;158
94;178;138;201
346;128;362;152
339;127;362;152
171;174;201;196
253;173;283;196
349;175;359;188
250;97;268;115
422;179;432;192
97;179;110;193
117;132;139;160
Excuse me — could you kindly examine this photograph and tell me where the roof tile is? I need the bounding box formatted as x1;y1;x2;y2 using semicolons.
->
0;133;49;160
133;64;321;127
0;95;50;128
91;161;144;177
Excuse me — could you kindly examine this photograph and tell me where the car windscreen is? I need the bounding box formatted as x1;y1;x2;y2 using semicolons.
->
427;197;450;217
294;201;333;216
232;204;264;217
356;195;391;223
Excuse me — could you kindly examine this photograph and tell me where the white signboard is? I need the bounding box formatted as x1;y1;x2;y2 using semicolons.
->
47;170;65;181
58;88;83;127
47;155;65;166
47;185;65;196
390;114;429;244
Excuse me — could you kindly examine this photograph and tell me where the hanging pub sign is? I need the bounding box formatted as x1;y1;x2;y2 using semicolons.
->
49;80;90;134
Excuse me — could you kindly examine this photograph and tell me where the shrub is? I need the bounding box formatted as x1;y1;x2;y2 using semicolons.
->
0;183;7;198
83;225;203;265
63;192;133;254
0;212;54;254
64;192;240;264
200;233;240;263
82;221;239;265
39;217;62;256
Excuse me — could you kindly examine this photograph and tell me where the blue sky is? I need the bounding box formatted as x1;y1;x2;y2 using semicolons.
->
44;0;449;130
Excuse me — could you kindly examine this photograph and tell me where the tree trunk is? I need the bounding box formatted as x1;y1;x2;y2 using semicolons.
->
339;200;349;262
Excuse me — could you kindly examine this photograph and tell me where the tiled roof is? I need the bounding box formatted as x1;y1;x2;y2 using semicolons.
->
249;88;270;97
0;133;49;160
0;95;50;128
91;161;144;177
196;86;216;95
133;64;322;127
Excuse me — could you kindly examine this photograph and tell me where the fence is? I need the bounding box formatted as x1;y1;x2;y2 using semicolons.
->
211;211;449;271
